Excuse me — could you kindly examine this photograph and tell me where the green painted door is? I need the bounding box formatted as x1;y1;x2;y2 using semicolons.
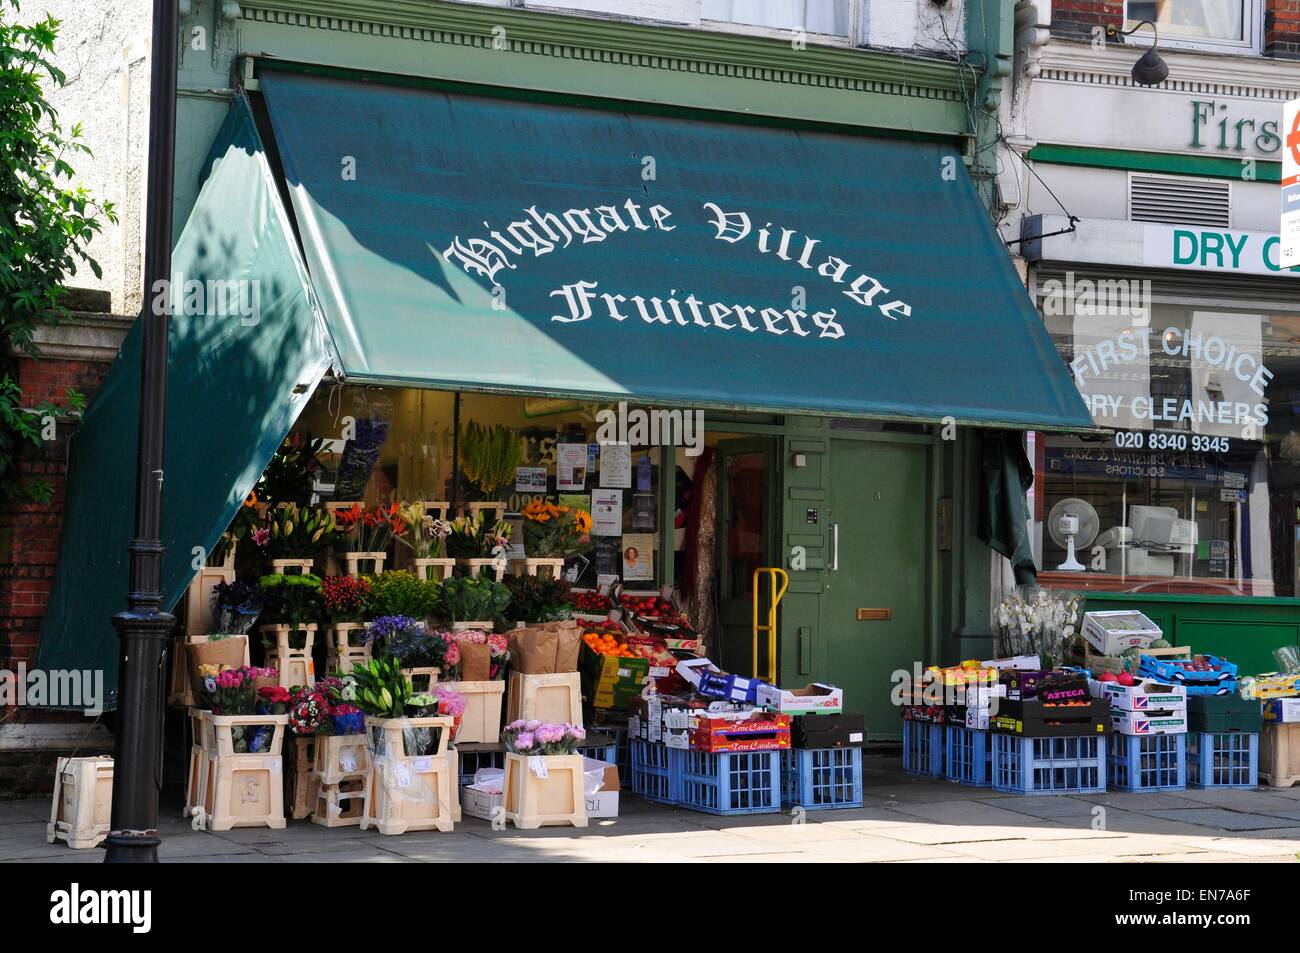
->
715;437;779;678
824;439;930;741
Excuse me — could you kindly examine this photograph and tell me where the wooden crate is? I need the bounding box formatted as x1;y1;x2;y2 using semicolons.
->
506;671;583;727
181;554;236;636
285;735;319;821
313;733;370;785
47;756;113;849
269;558;315;575
502;752;588;830
325;622;370;676
511;558;565;579
342;551;387;576
312;777;366;827
360;715;456;834
262;624;317;689
185;708;210;819
200;714;289;832
167;637;195;708
403;666;440;693
445;680;506;744
413;557;456;581
1260;723;1300;787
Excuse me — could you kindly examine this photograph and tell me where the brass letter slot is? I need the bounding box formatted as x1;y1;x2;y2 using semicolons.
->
856;608;891;621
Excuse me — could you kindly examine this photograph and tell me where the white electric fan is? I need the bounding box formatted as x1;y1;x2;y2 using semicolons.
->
1047;497;1099;573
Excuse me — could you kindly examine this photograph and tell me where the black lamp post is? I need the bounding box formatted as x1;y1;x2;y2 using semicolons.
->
104;0;179;864
1106;20;1169;87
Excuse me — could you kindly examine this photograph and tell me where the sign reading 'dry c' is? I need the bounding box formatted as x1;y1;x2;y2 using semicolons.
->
440;197;914;340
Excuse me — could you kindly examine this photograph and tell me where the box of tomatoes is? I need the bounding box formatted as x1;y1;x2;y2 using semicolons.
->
580;624;682;711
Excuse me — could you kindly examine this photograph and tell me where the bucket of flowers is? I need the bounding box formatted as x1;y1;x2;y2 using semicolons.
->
253;503;336;575
442;630;509;743
501;720;589;829
397;502;456;581
258;573;324;689
445;512;512;580
332;502;404;576
519;501;591;578
322;575;373;672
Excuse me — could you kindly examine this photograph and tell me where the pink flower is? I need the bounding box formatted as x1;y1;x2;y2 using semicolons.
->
570;726;586;742
444;642;461;667
514;732;535;750
506;719;526;732
525;720;541;732
252;528;270;546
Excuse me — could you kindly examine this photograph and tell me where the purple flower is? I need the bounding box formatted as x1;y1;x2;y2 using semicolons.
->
514;732;535;750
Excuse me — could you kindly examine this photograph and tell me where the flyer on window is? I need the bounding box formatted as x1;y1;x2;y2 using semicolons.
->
599;442;632;488
515;466;548;493
557;442;588;490
622;532;654;581
591;488;623;536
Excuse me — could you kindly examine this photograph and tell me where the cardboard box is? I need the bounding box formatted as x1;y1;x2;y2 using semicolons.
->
690;712;791;752
981;654;1042;672
1263;698;1300;723
461;785;502;822
583;759;620;818
676;658;771;704
1082;610;1162;656
1110;708;1188;735
990;697;1109;737
755;682;843;715
791;712;865;749
1249;673;1300;699
1090;677;1187;712
581;643;652;711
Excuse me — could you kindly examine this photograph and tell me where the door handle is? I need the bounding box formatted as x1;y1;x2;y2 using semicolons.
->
830;522;839;571
857;608;892;621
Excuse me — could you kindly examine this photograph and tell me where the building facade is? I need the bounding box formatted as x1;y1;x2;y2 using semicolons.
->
6;0;1091;773
1003;0;1300;672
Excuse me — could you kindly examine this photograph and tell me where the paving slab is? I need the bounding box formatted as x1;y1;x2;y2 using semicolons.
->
803;836;966;862
1144;807;1298;831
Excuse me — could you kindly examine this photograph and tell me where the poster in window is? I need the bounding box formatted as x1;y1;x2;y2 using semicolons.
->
600;443;632;488
591;489;623;536
622;532;654;581
557;443;588;491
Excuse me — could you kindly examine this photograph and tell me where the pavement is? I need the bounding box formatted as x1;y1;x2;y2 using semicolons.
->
9;753;1300;863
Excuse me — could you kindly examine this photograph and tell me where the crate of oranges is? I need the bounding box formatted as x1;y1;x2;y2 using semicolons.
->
580;625;660;711
582;629;638;659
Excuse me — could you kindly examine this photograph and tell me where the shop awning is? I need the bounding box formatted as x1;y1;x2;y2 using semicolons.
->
34;102;332;696
257;67;1091;429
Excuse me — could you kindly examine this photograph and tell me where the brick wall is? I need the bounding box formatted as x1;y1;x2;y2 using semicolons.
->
0;329;115;727
1052;0;1300;58
1266;0;1300;58
1050;0;1122;41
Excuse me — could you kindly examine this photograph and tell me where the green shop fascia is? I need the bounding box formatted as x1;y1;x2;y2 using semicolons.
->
37;2;1092;738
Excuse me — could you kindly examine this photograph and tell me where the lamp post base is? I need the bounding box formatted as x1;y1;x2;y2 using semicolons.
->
103;831;161;863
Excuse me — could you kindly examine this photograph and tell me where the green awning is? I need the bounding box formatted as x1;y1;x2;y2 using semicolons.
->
34;100;332;699
258;67;1090;429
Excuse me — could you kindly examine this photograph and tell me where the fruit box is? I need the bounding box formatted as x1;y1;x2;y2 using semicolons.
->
580;643;659;711
690;712;791;752
755;682;843;715
1082;610;1162;656
1249;672;1300;699
901;704;946;725
1138;654;1237;695
1110;708;1188;735
1187;694;1263;733
676;658;771;704
1263;698;1300;724
981;654;1043;672
791;713;865;749
990;698;1110;737
1090;677;1187;712
461;784;502;822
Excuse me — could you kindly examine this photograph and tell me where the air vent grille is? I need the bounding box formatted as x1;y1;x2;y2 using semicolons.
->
1129;173;1231;227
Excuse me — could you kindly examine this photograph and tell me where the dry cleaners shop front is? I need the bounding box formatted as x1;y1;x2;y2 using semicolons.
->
37;63;1090;736
1024;216;1300;674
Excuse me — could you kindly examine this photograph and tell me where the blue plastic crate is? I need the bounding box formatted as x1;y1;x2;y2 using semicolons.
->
1187;731;1258;788
1138;655;1238;696
944;726;992;787
577;738;619;765
991;734;1107;795
629;740;678;804
782;747;864;810
902;719;944;778
1107;733;1186;792
676;748;782;815
456;746;504;787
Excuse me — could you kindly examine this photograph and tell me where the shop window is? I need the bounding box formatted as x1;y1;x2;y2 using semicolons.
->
1032;281;1300;598
701;0;852;40
1125;0;1262;54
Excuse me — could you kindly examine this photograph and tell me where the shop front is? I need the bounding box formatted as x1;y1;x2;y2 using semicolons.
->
36;59;1090;740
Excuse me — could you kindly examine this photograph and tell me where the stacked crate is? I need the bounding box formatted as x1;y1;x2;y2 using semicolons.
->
1186;695;1261;789
1095;677;1188;793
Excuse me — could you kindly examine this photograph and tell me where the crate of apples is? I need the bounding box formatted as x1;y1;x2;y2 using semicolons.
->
570;590;613;613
